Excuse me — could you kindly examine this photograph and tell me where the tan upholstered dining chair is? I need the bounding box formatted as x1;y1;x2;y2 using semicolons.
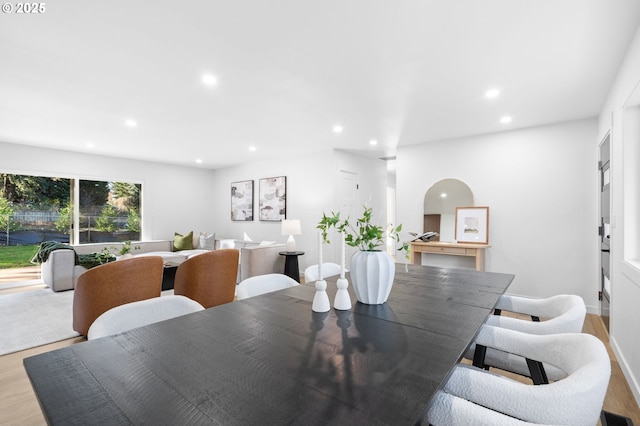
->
174;249;239;308
72;256;164;336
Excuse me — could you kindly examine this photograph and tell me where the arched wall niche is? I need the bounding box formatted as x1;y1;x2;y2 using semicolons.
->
423;178;473;242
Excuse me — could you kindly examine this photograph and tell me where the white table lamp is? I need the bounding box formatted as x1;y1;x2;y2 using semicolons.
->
281;219;301;252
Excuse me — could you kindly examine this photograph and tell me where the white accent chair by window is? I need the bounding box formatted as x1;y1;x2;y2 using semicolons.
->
236;273;299;300
467;294;586;383
87;295;204;340
428;325;611;426
303;262;343;282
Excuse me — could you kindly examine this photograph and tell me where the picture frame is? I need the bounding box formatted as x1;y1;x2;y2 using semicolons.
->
259;176;286;221
231;180;254;221
454;206;489;244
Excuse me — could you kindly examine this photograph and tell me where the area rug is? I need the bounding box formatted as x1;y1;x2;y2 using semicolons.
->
0;288;79;356
0;288;176;356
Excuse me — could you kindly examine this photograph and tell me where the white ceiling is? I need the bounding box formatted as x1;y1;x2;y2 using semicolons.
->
1;1;639;169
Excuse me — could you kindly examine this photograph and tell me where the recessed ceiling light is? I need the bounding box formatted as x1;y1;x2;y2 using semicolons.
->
369;139;378;146
248;146;257;152
440;193;447;198
333;125;343;133
202;74;217;86
125;119;137;127
195;159;203;164
500;116;512;124
485;88;500;99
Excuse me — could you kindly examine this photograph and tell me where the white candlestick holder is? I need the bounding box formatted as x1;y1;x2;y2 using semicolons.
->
333;277;351;310
312;280;330;312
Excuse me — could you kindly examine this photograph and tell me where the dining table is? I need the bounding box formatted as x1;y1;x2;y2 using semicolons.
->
24;264;514;425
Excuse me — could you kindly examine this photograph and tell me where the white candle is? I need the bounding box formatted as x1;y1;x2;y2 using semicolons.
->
340;232;345;279
318;230;323;280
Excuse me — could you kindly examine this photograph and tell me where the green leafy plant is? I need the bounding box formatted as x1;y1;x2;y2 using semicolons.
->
55;203;73;234
0;198;20;231
115;240;140;256
95;248;117;265
126;208;140;232
317;205;409;258
94;204;118;233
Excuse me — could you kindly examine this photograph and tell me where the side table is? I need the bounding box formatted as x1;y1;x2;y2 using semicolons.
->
279;251;304;283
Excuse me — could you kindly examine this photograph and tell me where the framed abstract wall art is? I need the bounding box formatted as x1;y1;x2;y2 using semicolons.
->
231;180;254;221
259;176;286;221
454;206;489;244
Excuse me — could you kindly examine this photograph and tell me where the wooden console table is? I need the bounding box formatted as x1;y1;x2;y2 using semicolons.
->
410;241;490;271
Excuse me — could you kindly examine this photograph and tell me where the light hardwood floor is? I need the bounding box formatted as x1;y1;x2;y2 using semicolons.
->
0;314;638;425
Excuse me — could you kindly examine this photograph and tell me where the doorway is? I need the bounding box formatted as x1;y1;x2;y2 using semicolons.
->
599;133;611;332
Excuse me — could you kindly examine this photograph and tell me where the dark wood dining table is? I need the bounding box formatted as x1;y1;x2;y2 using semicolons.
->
24;264;514;425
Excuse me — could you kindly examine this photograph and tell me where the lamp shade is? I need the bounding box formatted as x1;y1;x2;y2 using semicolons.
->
281;219;301;236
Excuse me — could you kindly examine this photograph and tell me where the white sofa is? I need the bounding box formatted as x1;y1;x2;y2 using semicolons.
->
214;239;288;282
41;240;208;292
239;243;286;282
41;238;288;292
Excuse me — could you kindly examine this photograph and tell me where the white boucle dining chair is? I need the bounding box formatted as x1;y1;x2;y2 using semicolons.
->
303;262;343;282
428;325;611;426
87;295;204;340
236;273;299;300
467;294;586;383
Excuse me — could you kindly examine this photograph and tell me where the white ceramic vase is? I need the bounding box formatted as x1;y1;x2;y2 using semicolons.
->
350;250;395;305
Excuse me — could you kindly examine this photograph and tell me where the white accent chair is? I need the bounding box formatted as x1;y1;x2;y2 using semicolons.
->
467;294;586;382
236;273;299;300
303;262;343;282
428;325;611;426
87;295;204;340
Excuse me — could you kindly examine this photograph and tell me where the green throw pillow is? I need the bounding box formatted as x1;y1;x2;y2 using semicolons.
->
174;231;194;251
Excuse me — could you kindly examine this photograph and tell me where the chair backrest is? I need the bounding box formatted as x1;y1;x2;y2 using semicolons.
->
87;295;204;340
303;262;342;282
489;294;586;335
236;273;299;300
446;325;611;426
428;390;539;426
174;249;239;308
239;244;286;282
73;256;164;336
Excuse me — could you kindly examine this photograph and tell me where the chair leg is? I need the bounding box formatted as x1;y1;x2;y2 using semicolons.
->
472;344;489;369
526;358;549;385
600;410;635;425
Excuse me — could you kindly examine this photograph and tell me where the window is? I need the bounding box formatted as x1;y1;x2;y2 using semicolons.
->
78;180;141;243
0;173;71;245
0;173;142;246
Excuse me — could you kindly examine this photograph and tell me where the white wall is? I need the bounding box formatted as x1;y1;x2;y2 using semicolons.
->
0;142;217;240
396;118;598;308
0;141;388;274
209;149;388;272
598;25;640;404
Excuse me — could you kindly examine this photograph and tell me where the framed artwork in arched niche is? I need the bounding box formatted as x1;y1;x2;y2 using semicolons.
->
455;206;489;244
